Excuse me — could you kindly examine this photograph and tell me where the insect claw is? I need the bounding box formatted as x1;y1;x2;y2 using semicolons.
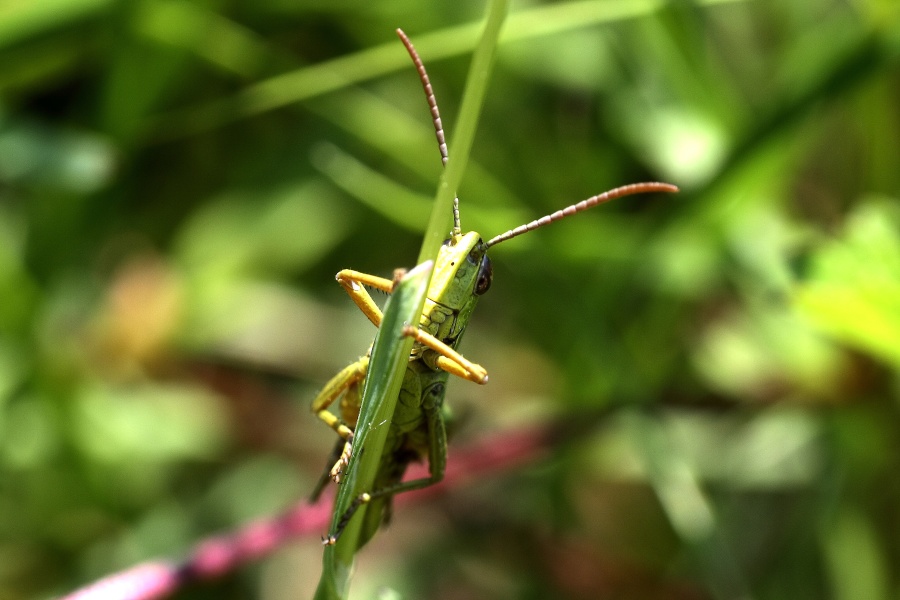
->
330;439;353;483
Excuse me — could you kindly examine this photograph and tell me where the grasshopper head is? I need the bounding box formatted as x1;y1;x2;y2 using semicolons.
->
427;231;492;311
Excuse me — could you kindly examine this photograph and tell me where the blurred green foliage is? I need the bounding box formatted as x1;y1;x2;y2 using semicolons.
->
1;0;899;599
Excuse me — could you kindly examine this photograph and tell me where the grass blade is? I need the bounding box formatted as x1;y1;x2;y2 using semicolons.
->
417;0;508;262
316;0;507;596
314;261;432;599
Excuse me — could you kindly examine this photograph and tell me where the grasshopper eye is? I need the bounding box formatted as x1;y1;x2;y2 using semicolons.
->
474;254;492;295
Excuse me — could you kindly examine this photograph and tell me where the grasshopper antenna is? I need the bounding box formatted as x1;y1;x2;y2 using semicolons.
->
485;182;680;247
396;28;462;238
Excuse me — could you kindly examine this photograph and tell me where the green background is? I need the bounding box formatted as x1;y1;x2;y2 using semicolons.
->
1;0;899;598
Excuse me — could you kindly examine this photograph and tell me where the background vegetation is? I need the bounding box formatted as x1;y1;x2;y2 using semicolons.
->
2;0;899;598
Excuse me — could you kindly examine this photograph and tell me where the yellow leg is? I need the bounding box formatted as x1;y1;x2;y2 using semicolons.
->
311;358;368;436
330;440;353;484
335;269;396;328
310;356;370;482
401;325;488;384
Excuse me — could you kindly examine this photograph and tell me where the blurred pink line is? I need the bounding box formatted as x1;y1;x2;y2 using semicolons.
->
59;425;549;600
60;563;178;600
59;497;335;600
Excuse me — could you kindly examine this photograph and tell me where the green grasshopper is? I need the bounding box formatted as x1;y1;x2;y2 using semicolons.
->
310;29;678;548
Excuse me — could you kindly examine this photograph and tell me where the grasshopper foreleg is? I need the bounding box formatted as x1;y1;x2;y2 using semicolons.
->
335;269;395;328
401;325;488;384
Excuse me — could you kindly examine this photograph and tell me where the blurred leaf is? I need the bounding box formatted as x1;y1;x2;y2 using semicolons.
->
74;381;227;466
0;117;116;191
175;180;351;279
0;0;111;48
794;200;900;367
823;508;889;600
136;0;278;78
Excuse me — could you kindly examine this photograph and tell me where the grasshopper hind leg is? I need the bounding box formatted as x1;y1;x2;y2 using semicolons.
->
310;356;370;482
323;386;448;547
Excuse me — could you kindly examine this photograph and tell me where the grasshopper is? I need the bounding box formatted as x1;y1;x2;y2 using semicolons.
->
310;29;678;548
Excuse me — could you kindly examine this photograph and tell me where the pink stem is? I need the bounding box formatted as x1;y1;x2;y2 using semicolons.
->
59;425;550;600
